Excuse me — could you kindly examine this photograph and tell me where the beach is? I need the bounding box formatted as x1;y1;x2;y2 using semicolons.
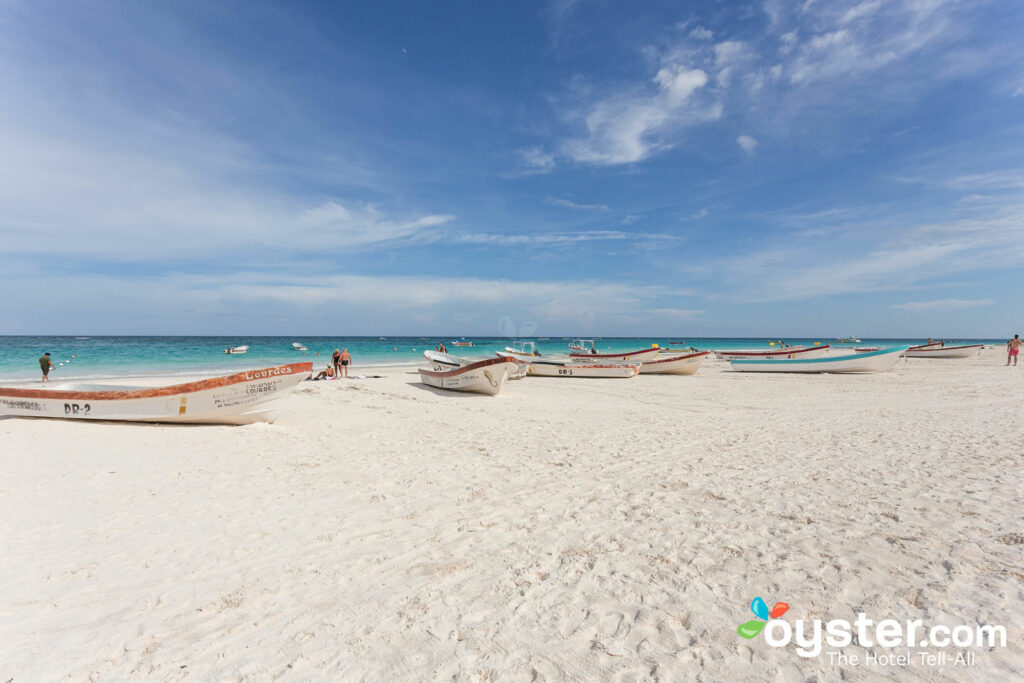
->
1;347;1021;681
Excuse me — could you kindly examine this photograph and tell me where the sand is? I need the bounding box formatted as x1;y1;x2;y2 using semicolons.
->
1;348;1022;681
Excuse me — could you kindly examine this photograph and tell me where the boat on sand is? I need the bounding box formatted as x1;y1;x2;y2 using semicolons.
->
0;362;312;424
906;344;983;359
501;356;640;378
714;345;829;361
730;346;907;374
567;340;660;362
418;357;520;395
638;351;710;375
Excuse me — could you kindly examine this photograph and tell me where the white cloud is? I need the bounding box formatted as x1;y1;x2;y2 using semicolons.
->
562;64;715;165
737;135;759;154
689;26;714;40
454;230;671;246
892;298;993;311
544;197;610;211
518;146;556;173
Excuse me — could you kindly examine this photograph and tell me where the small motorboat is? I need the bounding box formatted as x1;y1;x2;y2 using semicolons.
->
450;339;475;347
224;345;250;354
730;346;907;374
836;336;861;343
714;345;829;361
291;342;308;352
568;340;660;362
503;341;541;357
506;357;640;378
418;357;520;395
0;362;313;424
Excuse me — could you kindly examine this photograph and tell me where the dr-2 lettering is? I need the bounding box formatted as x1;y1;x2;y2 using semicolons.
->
64;403;91;415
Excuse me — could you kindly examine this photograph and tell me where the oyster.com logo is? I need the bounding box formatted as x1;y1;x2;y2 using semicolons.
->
738;597;789;639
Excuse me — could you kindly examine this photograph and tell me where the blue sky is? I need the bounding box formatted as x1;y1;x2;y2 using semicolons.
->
1;0;1022;336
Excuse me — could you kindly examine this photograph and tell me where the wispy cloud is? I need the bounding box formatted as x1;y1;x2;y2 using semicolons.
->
737;134;759;154
454;230;670;246
892;298;993;311
544;197;610;211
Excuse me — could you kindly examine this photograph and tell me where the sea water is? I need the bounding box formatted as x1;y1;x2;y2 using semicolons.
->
0;335;1002;382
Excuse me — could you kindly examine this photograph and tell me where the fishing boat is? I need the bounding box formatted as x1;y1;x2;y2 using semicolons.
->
905;344;983;359
0;362;313;424
836;336;861;343
450;339;475;347
224;345;249;354
714;345;829;361
423;349;464;369
638;351;710;375
567;340;660;362
908;342;944;351
511;358;640;378
503;341;542;357
730;346;907;373
418;357;520;395
291;342;308;352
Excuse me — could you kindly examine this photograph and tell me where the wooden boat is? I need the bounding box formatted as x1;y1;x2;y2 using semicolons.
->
0;362;312;424
418;357;520;395
516;359;640;378
638;351;710;375
905;344;983;359
224;345;249;354
714;345;830;361
730;346;907;373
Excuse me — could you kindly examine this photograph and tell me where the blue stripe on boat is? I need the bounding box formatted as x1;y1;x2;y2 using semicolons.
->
730;345;910;365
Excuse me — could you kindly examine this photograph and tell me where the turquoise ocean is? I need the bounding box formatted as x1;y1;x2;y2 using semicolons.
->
0;336;1004;382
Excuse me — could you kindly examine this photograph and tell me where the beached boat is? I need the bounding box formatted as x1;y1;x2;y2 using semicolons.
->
517;359;640;378
908;342;944;351
638;351;710;375
568;340;660;362
291;342;308;352
730;346;907;373
714;345;829;361
0;362;313;424
418;357;520;395
854;347;882;353
905;344;983;359
431;349;529;379
224;345;249;354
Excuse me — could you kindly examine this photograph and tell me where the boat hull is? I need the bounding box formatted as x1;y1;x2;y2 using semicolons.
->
418;357;519;395
0;362;312;424
638;351;709;375
569;347;660;362
524;361;639;378
730;346;907;373
715;345;830;361
906;344;983;358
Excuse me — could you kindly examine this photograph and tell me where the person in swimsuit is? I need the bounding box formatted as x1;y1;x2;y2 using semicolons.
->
39;352;55;383
332;349;342;378
1008;335;1022;366
340;348;352;378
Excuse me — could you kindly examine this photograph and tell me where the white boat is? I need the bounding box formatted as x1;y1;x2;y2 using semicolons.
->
638;351;710;375
504;341;541;357
224;345;249;354
0;362;312;424
908;342;944;351
730;346;907;374
905;344;983;359
291;342;308;352
423;349;465;369
568;340;660;362
714;345;830;361
418;357;520;395
516;359;640;378
836;336;861;343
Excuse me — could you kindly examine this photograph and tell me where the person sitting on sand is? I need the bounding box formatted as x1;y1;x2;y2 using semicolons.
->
339;348;352;378
313;365;335;380
1008;335;1022;366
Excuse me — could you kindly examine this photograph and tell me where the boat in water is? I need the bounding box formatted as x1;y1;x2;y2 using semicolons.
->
567;340;660;362
905;344;983;359
0;362;312;424
729;346;907;374
714;345;829;361
224;345;250;354
291;342;308;352
836;336;861;343
418;357;520;395
450;339;475;347
637;351;710;375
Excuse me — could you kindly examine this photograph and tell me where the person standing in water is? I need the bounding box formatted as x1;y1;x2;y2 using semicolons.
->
339;348;352;378
1007;335;1022;366
39;352;55;383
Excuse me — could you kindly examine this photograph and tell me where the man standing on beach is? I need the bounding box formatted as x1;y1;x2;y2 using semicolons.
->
332;348;342;379
339;348;352;378
39;352;55;382
1008;335;1022;366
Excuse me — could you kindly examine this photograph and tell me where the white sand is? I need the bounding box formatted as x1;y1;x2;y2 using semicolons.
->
1;348;1022;681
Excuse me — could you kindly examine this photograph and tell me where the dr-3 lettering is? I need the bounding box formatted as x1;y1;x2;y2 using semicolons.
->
558;368;574;376
64;403;91;415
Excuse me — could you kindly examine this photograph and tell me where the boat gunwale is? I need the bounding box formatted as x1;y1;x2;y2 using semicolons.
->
730;346;908;365
418;356;516;377
717;344;830;358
